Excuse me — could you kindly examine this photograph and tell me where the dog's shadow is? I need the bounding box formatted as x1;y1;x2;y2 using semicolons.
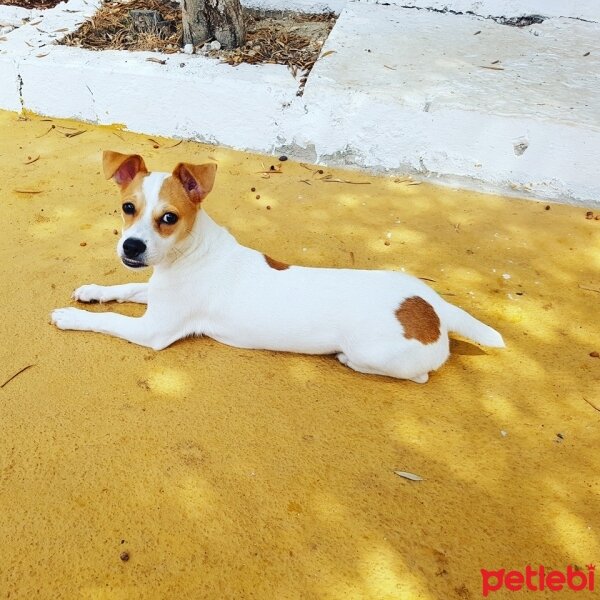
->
450;338;488;356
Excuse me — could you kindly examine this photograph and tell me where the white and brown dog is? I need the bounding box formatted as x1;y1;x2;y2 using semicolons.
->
51;151;504;383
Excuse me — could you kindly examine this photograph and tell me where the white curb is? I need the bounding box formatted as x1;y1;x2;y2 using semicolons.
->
0;0;598;206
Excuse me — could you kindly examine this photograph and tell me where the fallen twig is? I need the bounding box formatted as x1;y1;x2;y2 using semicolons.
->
36;125;54;138
322;179;371;185
579;283;600;294
14;189;43;194
24;155;40;165
583;397;600;412
1;364;35;389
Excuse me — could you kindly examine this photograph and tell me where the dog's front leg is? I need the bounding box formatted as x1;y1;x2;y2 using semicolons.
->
72;283;148;304
51;308;177;350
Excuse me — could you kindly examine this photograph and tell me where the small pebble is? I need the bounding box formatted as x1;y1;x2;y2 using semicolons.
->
183;43;194;55
318;169;324;174
266;205;271;210
210;40;221;51
500;430;508;437
596;216;600;220
545;205;550;210
255;194;260;200
270;165;275;171
590;351;599;358
113;229;119;235
80;242;87;247
251;187;256;192
279;155;288;162
153;144;159;149
120;552;129;562
384;241;390;246
586;211;594;219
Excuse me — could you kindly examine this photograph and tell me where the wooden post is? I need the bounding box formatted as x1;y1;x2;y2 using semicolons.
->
181;0;246;50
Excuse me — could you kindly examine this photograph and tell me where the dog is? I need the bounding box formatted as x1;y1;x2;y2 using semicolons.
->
51;151;505;383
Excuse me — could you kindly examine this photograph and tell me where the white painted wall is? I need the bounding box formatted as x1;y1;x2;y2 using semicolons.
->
364;0;600;21
243;0;346;12
0;0;598;205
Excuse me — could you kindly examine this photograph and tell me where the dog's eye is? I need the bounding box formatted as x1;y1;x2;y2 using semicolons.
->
122;202;136;215
161;212;178;225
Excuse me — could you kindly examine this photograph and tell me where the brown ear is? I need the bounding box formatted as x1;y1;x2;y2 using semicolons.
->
172;162;217;204
103;151;147;188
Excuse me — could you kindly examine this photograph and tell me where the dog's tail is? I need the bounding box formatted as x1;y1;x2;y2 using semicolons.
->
440;301;505;348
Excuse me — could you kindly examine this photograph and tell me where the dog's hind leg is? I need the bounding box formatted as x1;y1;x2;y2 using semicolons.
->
72;283;148;304
340;339;447;383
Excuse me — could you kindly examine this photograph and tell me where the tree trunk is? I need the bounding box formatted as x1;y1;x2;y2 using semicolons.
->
182;0;246;50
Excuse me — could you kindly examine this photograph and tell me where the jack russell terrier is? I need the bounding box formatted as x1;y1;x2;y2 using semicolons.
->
51;151;504;383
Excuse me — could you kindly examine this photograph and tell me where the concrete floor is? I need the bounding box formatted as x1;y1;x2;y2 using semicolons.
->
0;110;598;599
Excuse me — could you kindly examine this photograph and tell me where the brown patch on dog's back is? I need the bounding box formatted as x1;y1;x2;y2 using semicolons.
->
396;296;441;344
264;255;289;271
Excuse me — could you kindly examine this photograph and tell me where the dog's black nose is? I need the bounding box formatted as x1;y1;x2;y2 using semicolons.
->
123;238;146;259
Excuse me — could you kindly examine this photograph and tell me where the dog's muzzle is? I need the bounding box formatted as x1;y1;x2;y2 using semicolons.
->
122;237;147;268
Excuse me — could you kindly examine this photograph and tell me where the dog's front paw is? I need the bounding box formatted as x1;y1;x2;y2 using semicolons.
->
72;284;105;303
51;307;93;331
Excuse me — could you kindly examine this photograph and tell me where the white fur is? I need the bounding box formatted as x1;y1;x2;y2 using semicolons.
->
52;171;504;383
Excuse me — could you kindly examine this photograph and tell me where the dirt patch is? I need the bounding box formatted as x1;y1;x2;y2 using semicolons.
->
61;0;182;53
61;1;335;75
0;0;63;8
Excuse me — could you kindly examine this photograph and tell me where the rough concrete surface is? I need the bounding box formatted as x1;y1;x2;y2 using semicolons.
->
2;0;599;205
0;111;599;599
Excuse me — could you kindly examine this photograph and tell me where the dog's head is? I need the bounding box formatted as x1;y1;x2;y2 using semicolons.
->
103;150;217;269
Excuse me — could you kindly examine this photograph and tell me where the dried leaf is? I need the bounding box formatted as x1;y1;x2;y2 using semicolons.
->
394;470;423;481
320;178;371;185
65;130;86;138
320;50;336;59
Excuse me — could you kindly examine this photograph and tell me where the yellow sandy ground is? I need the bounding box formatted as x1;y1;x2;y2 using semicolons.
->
0;110;598;600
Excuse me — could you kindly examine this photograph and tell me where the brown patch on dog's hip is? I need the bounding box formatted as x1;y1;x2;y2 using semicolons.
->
395;296;441;344
264;254;289;271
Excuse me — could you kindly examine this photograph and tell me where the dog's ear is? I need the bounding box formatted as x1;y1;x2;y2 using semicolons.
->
172;162;217;204
103;151;147;188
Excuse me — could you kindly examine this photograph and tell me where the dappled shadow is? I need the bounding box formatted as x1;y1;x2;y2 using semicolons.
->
0;111;598;599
